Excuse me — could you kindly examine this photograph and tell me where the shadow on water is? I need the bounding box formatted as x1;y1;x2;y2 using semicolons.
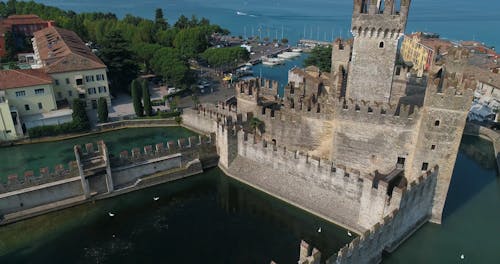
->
442;135;497;219
0;168;350;264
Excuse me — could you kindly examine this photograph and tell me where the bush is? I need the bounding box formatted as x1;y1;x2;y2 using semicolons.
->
158;110;181;118
28;122;85;138
142;79;153;116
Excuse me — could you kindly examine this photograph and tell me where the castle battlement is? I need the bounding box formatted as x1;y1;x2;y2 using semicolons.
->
330;165;437;263
333;98;420;125
1;161;79;193
352;0;410;36
425;75;475;111
113;134;215;166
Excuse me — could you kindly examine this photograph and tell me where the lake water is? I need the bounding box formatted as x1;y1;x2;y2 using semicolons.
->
34;0;500;48
3;0;500;262
0;167;351;263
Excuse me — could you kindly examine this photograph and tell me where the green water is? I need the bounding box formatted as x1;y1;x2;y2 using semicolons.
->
0;127;197;183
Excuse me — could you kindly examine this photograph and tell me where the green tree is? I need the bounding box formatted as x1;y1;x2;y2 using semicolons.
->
155;28;178;47
174;15;189;29
151;47;190;86
249;117;264;135
155;8;168;31
142;79;153;116
174;116;182;125
303;45;332;72
134;42;162;73
97;97;109;123
98;30;139;94
173;27;208;58
72;99;90;130
201;46;250;70
131;79;144;117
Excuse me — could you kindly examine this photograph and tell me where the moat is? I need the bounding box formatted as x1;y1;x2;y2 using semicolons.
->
0;128;499;263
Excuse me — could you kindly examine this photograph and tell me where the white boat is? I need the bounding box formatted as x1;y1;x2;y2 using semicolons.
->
277;52;301;59
236;11;247;16
262;57;284;66
292;48;303;53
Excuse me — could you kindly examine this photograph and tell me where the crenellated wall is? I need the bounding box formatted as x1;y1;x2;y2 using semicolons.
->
326;166;437;264
229;130;403;231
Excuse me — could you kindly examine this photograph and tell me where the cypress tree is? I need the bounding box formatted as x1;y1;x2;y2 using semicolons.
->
97;97;109;123
72;99;90;130
131;79;144;117
142;79;153;116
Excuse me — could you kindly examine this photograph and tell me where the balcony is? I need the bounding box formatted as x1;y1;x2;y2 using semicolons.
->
76;85;86;94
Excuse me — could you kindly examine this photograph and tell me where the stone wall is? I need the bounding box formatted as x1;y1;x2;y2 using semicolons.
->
112;154;183;187
0;177;83;215
327;167;437;264
227;130;402;231
331;100;419;174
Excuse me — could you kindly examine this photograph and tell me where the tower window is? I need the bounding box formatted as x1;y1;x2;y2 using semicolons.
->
379;41;384;48
431;145;436;150
421;162;429;171
435;120;440;127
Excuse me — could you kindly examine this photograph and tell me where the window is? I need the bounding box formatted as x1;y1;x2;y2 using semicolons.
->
35;88;45;95
431;145;436;150
87;87;96;94
15;91;26;97
435;120;440;127
85;75;95;82
421;162;429;171
65;78;70;84
397;157;406;168
38;102;43;109
24;104;30;111
98;86;107;93
96;74;105;81
68;90;73;97
379;41;384;48
57;92;63;99
76;78;83;85
55;79;60;85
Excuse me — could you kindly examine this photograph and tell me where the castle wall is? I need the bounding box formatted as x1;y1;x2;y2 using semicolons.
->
182;108;218;134
112;154;183;187
0;177;83;215
407;85;473;224
256;107;335;158
222;130;400;231
331;102;419;174
325;167;437;264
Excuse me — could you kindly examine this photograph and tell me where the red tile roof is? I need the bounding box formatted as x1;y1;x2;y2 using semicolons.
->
0;69;52;90
33;26;106;73
4;15;48;25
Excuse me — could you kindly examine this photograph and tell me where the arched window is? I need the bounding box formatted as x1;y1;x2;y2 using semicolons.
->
435;120;440;127
379;41;384;48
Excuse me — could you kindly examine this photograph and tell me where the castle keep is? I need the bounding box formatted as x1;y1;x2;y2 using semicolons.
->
182;0;474;262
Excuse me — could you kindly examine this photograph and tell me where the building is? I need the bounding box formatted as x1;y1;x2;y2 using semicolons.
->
32;26;111;110
0;69;72;141
401;32;455;77
0;15;53;58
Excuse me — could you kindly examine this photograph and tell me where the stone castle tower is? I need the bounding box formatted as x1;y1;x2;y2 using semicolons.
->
346;0;411;103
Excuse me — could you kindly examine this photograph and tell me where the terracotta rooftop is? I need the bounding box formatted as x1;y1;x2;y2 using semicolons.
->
33;26;106;73
4;14;48;25
0;69;52;90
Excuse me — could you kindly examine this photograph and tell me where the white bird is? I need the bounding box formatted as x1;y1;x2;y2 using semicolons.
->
317;227;322;233
108;212;115;217
347;231;352;237
460;254;465;260
153;197;160;201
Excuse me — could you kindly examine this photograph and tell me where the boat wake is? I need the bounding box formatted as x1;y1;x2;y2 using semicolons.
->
236;11;257;17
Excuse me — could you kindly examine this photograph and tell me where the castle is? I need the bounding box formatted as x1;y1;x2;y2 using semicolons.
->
183;0;475;262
